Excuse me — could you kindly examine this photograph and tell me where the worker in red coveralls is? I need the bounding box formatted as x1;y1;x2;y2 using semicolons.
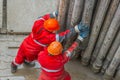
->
38;24;89;80
11;11;86;73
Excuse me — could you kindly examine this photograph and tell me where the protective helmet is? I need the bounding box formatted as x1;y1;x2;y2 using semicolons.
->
44;18;60;32
47;41;63;55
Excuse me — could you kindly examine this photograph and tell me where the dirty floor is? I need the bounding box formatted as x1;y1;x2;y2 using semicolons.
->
0;35;102;80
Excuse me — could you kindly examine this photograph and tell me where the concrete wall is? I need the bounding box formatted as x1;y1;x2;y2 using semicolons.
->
0;0;2;28
7;0;58;33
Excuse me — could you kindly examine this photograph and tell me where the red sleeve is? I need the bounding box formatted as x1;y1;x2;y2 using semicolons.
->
62;41;79;64
58;29;73;42
59;29;70;37
48;29;75;43
62;52;70;64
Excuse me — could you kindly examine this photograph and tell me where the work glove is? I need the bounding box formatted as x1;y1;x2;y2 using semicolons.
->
50;11;58;18
37;11;58;19
76;22;90;41
74;21;89;33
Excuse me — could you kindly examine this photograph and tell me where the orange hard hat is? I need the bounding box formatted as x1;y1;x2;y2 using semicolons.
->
44;18;60;32
47;41;63;56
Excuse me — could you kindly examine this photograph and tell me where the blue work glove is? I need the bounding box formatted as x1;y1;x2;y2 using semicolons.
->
74;21;89;32
76;22;90;41
50;11;58;18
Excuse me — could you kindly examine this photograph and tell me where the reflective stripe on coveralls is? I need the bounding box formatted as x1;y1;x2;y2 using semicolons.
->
37;17;45;21
56;34;59;41
31;17;48;47
13;59;20;66
40;64;62;72
33;39;47;47
31;33;47;47
13;59;35;66
65;50;72;57
32;33;60;47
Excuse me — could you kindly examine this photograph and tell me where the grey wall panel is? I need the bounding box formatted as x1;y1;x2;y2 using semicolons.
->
7;0;57;33
0;0;2;28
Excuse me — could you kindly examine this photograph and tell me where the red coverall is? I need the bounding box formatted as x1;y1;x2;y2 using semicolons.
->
13;13;76;66
38;41;79;80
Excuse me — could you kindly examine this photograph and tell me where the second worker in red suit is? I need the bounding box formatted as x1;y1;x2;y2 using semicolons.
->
11;11;87;73
38;24;89;80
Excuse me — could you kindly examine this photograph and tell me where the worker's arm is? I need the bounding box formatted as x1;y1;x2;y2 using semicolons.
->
57;28;76;42
37;11;58;20
62;37;81;63
62;25;90;63
58;22;89;42
48;27;78;43
49;11;58;18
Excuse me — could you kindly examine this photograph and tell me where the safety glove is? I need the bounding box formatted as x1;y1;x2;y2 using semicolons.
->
74;21;89;33
75;22;90;41
50;11;58;18
37;11;58;19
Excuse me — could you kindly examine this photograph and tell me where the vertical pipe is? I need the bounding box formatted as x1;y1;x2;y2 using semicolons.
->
58;0;70;32
79;0;96;56
1;0;7;33
71;0;84;26
104;45;120;80
66;0;75;28
91;0;120;65
101;30;120;73
64;0;75;49
81;0;95;26
81;0;111;66
64;0;83;49
0;0;3;30
57;0;60;11
92;4;120;73
114;64;120;80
